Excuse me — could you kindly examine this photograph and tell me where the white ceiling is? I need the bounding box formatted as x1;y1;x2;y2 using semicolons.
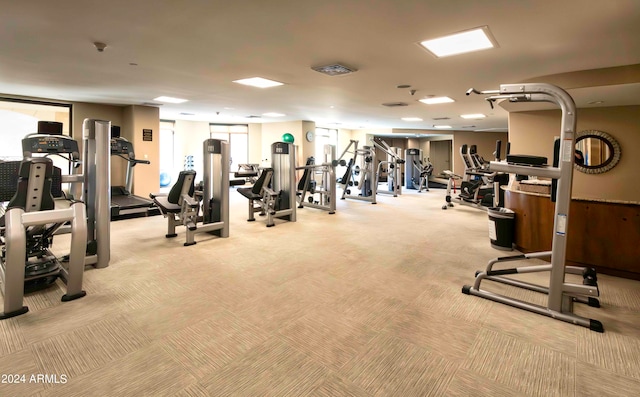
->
1;0;639;132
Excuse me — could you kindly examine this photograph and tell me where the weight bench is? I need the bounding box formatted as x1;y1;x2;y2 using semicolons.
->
237;168;279;227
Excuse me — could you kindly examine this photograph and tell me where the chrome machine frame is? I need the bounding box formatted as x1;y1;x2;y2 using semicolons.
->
338;140;377;204
82;119;111;268
296;144;337;214
373;139;404;197
462;83;603;332
198;138;230;241
268;142;297;225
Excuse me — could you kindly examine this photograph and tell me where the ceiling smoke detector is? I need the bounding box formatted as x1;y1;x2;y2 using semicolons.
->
311;63;357;76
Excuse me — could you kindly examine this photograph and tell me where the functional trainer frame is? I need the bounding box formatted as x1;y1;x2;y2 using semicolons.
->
373;139;404;197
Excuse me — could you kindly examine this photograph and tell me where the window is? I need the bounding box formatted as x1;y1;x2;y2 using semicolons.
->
315;127;338;160
0;99;71;161
0;99;72;178
159;120;175;191
209;124;249;171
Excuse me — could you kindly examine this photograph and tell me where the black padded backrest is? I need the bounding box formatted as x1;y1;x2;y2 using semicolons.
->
460;145;473;169
51;166;63;198
168;170;196;204
0;160;21;202
7;158;55;212
252;168;273;195
297;157;314;191
340;158;354;182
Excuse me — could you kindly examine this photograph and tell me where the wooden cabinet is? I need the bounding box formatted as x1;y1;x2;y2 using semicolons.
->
505;189;640;280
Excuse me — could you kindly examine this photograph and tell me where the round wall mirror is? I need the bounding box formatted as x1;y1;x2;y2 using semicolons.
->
574;130;621;174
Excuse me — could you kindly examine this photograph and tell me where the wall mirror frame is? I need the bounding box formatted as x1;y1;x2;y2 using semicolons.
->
574;129;621;174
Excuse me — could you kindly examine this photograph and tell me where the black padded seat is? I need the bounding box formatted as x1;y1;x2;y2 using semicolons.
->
151;170;196;213
238;168;273;200
152;196;182;214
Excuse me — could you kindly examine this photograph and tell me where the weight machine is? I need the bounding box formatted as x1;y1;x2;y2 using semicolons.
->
462;83;604;332
296;144;338;214
21;119;111;268
238;142;296;227
337;140;377;204
0;157;87;319
405;148;433;192
151;139;230;245
372;139;404;197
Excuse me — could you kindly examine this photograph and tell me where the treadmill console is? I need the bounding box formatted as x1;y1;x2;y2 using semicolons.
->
22;134;80;158
110;138;135;158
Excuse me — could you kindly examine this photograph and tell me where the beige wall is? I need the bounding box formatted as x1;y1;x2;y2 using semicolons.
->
509;105;639;202
73;102;161;195
72;103;126;188
72;103;124;140
261;121;307;165
452;131;508;175
122;105;160;197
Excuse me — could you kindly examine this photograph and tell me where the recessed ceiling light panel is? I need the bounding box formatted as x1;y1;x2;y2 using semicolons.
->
460;113;486;119
233;77;284;88
401;117;423;121
419;96;455;105
419;26;497;58
154;96;188;103
433;125;452;129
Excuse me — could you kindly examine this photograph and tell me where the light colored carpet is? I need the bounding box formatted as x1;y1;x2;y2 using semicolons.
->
1;186;639;396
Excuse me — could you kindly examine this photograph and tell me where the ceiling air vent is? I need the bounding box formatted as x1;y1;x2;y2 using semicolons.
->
245;115;261;119
382;102;409;107
312;63;357;76
141;102;162;106
432;117;450;120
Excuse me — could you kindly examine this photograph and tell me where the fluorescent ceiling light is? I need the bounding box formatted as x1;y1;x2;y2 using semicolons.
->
419;26;496;58
460;113;486;119
233;77;284;88
433;125;452;129
153;96;188;104
419;96;455;105
263;112;286;117
401;117;423;121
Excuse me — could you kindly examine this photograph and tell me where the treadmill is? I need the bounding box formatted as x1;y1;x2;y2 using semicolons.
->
110;126;156;220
